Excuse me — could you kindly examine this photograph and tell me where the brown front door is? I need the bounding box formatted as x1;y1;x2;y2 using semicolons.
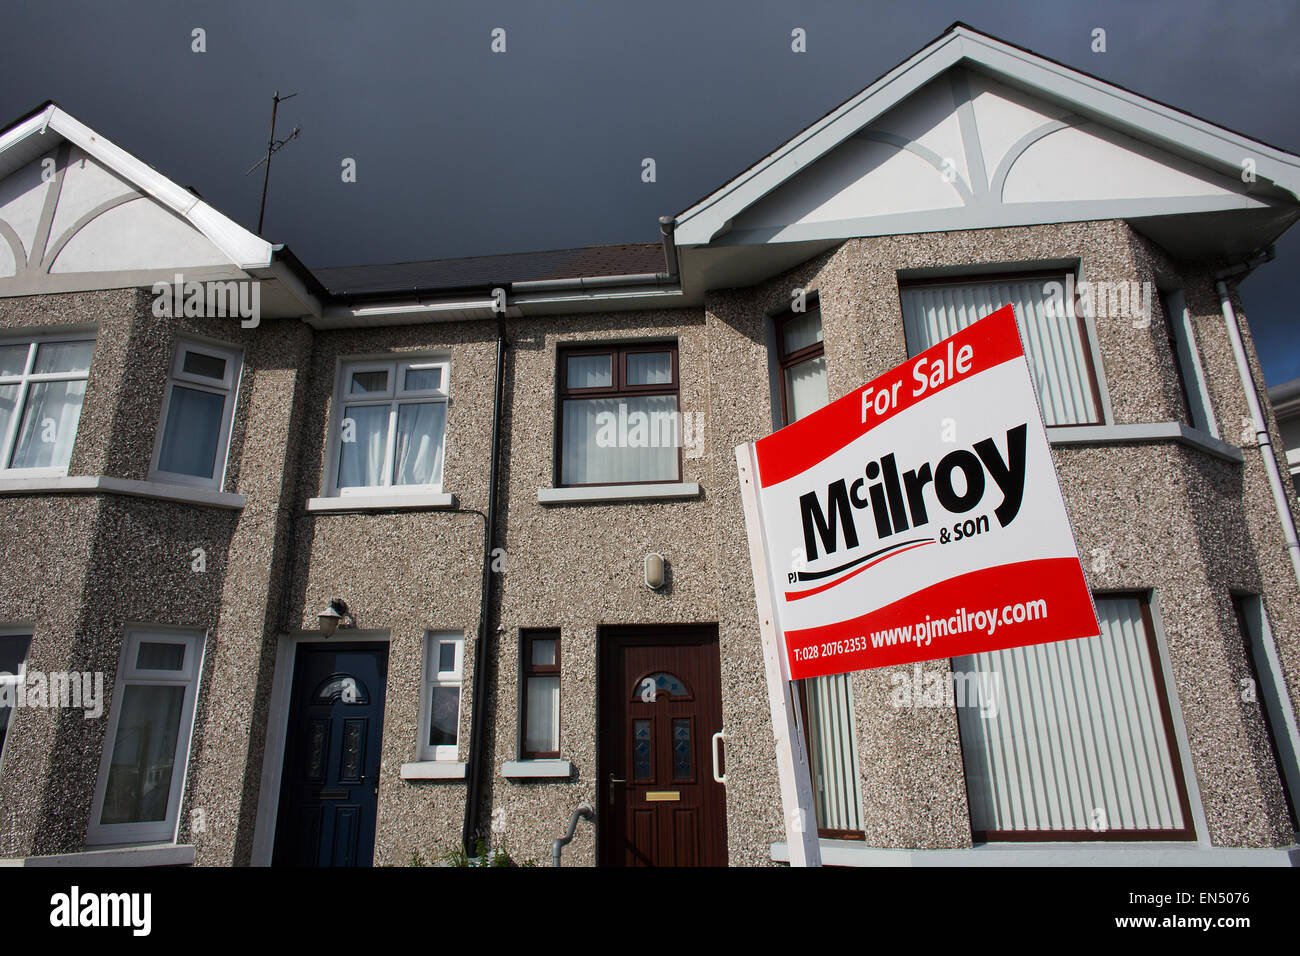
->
598;625;727;866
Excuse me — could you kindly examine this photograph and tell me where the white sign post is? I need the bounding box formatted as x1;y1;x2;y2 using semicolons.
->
735;443;821;867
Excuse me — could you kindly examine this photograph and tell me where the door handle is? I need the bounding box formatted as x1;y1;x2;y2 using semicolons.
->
711;731;729;786
608;774;626;806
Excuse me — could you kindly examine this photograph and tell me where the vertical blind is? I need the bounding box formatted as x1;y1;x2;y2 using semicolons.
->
561;395;679;484
955;596;1186;835
900;279;1101;426
525;676;559;753
784;357;828;422
804;673;865;832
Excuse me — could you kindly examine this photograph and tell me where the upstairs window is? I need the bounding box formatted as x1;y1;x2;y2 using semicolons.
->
776;301;828;427
328;357;449;495
557;344;680;486
899;272;1104;426
150;339;242;490
0;334;94;476
771;302;866;838
1160;288;1217;437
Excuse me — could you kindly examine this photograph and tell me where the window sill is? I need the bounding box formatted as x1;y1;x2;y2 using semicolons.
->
1048;422;1243;464
308;492;457;512
400;760;467;780
769;839;1297;867
538;482;701;505
4;843;195;867
502;759;573;779
0;475;245;509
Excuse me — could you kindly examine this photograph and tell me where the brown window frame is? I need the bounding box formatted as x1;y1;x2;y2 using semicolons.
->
555;342;682;487
774;297;825;429
959;591;1196;843
775;299;866;839
897;269;1106;428
520;629;562;760
794;679;866;842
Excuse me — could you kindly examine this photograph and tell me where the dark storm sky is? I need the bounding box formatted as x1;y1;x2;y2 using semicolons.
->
3;0;1298;382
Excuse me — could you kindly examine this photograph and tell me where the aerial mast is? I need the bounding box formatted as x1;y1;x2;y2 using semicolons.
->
246;91;301;235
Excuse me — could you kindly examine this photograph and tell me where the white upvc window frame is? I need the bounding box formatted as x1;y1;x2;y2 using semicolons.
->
0;331;96;479
0;626;33;779
1160;288;1218;438
148;338;243;491
87;628;206;847
417;631;464;762
324;356;450;498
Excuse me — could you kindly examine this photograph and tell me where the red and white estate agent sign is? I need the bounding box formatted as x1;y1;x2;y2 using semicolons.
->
736;304;1100;865
741;305;1100;683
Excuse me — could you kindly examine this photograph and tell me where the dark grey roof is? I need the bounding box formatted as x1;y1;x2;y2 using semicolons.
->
314;243;665;297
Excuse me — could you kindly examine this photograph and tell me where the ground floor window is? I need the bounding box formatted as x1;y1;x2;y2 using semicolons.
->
0;629;32;773
799;673;865;837
87;629;205;846
954;593;1194;840
420;631;463;761
1232;594;1299;832
521;629;561;758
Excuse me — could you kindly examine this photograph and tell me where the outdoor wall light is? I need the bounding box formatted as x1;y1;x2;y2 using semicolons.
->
645;553;665;590
318;598;356;637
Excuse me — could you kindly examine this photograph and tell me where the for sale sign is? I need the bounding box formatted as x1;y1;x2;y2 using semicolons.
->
743;304;1099;681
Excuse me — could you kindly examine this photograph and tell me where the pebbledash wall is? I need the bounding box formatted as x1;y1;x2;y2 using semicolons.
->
0;222;1297;865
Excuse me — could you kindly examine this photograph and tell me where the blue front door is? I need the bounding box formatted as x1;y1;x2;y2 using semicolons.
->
273;642;389;866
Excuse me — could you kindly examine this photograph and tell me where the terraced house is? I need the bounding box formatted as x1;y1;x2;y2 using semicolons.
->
1;24;1298;867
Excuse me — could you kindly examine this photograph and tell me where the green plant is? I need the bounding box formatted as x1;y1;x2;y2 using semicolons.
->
436;834;538;867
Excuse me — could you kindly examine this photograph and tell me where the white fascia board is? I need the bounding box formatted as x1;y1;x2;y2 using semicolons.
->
44;109;273;269
312;298;519;329
673;34;966;246
261;256;323;320
0;106;54;155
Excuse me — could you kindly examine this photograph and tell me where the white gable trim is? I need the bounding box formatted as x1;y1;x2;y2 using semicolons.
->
0;104;273;270
673;26;1300;246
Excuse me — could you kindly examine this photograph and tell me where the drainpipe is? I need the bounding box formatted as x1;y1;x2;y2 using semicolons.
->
1215;253;1300;815
462;311;507;856
552;802;595;867
659;216;680;281
1214;250;1300;583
